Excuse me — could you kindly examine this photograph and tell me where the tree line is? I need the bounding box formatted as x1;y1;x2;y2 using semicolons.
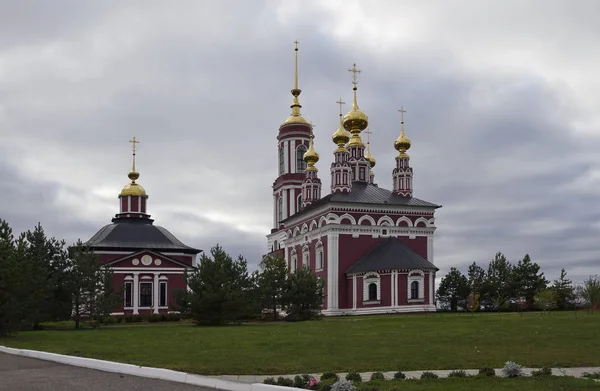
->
0;218;324;335
436;251;600;312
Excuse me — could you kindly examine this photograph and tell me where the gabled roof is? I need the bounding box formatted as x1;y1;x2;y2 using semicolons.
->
105;249;194;268
85;219;201;254
282;182;441;224
346;237;438;274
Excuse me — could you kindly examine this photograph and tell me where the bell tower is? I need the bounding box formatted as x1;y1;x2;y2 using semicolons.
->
392;107;413;197
114;136;151;221
272;41;312;231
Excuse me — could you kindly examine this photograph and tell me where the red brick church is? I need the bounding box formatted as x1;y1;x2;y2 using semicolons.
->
266;44;441;316
84;138;202;315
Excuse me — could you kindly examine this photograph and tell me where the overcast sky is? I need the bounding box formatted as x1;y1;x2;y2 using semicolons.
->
1;0;599;284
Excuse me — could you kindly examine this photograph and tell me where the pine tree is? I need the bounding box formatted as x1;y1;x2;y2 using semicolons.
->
255;256;288;320
512;254;548;310
283;266;325;321
485;252;513;311
436;267;469;312
551;268;574;310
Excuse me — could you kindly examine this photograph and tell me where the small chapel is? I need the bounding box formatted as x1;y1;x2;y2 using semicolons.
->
266;43;442;316
84;138;202;316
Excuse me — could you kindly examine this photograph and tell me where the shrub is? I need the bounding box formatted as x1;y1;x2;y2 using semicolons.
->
370;372;385;381
276;377;294;387
448;370;468;378
355;386;375;391
502;361;523;378
393;371;406;380
478;367;495;377
345;372;362;382
582;372;600;380
293;375;305;388
321;372;340;382
331;379;356;391
531;367;552;377
319;378;336;391
420;371;438;380
263;377;276;385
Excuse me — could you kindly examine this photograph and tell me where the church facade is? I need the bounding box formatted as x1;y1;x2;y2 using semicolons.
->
84;138;202;315
266;45;441;316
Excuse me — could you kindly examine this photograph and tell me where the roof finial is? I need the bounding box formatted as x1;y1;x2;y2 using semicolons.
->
283;40;308;125
364;128;376;168
332;98;350;149
348;63;361;109
128;137;140;182
394;106;412;157
336;97;346;117
304;121;320;171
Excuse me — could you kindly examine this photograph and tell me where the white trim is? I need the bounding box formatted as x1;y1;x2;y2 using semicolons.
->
127;196;131;212
138;196;142;213
159;279;168;308
290;189;296;216
352;275;357;309
408;271;425;301
315;242;324;271
133;273;139;314
139;280;153;309
357;215;376;226
124;280;133;308
363;272;381;303
282;189;288;221
153;274;159;314
427;236;434;263
322;304;437;316
429;272;434;305
284;140;289;174
112;270;185;274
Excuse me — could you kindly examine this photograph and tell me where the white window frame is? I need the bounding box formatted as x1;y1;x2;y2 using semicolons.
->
124;280;133;308
296;145;307;172
362;272;381;305
139;280;153;308
290;249;297;272
315;242;324;271
407;270;425;302
159;278;168;308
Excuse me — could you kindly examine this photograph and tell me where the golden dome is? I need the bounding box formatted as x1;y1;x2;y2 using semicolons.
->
283;113;309;125
120;181;147;197
365;148;376;168
303;134;319;170
332;114;350;150
282;43;309;127
394;129;412;157
343;105;369;132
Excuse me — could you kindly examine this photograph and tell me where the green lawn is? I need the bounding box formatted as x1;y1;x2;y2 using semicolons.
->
363;377;600;390
1;312;598;375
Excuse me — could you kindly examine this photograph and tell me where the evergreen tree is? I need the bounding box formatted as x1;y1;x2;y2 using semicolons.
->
436;267;469;312
512;254;548;310
255;256;288;320
69;241;120;329
467;262;486;297
283;266;325;321
0;219;17;336
183;245;253;325
551;268;574;310
485;252;513;311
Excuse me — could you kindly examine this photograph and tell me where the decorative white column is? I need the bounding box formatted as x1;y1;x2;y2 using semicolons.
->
328;233;340;311
352;275;357;309
153;273;160;314
429;272;434;305
427;236;434;262
391;271;396;307
133;272;139;315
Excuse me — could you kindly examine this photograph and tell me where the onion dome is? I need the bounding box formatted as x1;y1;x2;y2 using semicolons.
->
394;128;411;157
282;41;309;126
343;63;368;147
365;148;376;168
332;113;350;151
303;131;319;171
120;170;147;197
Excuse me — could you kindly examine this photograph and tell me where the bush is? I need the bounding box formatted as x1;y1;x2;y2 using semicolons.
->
321;372;340;382
276;377;294;387
448;370;468;378
478;367;495;377
531;367;552;377
355;386;376;391
420;371;438;380
293;375;305;388
319;378;336;391
263;377;276;385
582;372;600;380
502;361;523;378
331;379;356;391
393;371;406;380
370;372;385;381
345;372;362;382
148;314;162;323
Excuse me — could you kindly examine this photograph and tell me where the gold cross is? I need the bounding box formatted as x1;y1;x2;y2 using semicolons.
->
364;128;372;145
336;98;346;115
398;106;407;124
129;136;139;153
294;40;299;51
348;63;361;86
309;121;316;138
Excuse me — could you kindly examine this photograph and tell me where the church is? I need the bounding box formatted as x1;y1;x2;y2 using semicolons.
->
84;138;202;316
266;44;442;316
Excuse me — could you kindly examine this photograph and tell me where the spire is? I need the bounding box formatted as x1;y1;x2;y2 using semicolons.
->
283;40;309;126
120;137;147;198
394;106;412;157
332;98;350;151
343;63;368;146
303;123;320;171
392;107;413;198
364;128;376;184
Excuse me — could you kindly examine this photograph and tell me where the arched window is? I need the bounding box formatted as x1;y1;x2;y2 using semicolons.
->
278;197;283;224
411;281;419;299
278;146;284;175
318;251;323;270
297;195;302;212
296;145;307;172
368;283;377;301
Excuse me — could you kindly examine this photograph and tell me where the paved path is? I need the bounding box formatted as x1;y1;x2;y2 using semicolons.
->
0;352;216;391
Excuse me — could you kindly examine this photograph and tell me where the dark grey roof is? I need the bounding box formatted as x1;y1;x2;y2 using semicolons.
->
282;182;441;223
346;237;438;274
85;218;201;254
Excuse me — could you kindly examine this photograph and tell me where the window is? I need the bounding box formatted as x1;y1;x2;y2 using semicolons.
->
411;281;419;299
124;281;132;307
159;281;167;307
359;167;365;181
292;256;297;272
139;282;153;307
278;146;284;175
296;145;307;172
303;252;309;268
318;251;323;270
368;283;377;301
278;197;283;223
297;195;302;211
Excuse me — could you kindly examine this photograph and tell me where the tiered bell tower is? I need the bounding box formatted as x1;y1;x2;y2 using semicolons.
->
272;41;312;230
301;127;321;207
343;63;371;183
330;99;352;193
392;107;413;197
114;137;152;221
364;128;376;185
